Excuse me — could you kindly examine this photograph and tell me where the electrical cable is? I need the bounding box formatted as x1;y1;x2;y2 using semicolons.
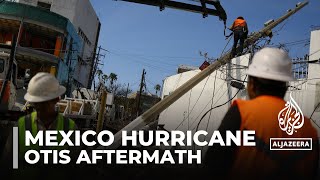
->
205;71;218;131
108;48;203;61
108;51;172;73
190;86;229;130
273;17;291;36
310;102;320;129
189;47;253;129
200;70;218;152
174;76;210;130
195;88;241;132
187;89;193;130
173;35;232;130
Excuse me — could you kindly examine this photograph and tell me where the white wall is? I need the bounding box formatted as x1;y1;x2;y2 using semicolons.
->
305;29;320;133
71;0;100;87
158;54;250;154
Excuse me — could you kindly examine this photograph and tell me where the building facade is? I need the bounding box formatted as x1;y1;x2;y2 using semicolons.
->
2;0;100;90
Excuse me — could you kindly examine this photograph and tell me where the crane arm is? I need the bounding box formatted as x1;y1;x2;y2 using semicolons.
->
117;0;227;21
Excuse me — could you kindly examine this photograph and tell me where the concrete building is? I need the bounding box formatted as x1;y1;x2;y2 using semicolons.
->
0;1;84;103
3;0;101;89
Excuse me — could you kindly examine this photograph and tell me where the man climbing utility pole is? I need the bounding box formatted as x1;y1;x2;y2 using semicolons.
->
137;69;146;116
229;16;249;57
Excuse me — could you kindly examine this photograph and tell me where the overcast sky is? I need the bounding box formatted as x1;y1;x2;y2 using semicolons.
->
90;0;319;93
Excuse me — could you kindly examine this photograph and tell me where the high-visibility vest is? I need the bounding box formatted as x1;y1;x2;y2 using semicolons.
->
230;95;319;179
18;112;76;160
232;19;247;30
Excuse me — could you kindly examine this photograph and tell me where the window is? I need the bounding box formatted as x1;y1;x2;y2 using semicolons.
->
37;1;51;11
78;28;92;46
0;59;4;73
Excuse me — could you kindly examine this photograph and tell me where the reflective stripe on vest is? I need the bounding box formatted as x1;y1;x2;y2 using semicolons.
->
230;95;319;178
18;112;75;160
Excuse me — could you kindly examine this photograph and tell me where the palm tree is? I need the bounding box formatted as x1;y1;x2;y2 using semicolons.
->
102;74;108;85
96;69;103;78
154;84;161;96
95;69;103;91
109;73;118;85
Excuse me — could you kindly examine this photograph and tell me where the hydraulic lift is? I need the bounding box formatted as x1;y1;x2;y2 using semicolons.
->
117;0;227;21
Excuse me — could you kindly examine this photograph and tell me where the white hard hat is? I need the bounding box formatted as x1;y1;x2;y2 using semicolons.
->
24;72;66;103
247;47;294;82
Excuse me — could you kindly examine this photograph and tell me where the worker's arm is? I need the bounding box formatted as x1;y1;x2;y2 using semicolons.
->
203;104;241;176
245;23;249;33
229;21;235;31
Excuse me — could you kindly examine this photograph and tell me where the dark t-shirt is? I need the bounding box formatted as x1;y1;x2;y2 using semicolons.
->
203;104;241;176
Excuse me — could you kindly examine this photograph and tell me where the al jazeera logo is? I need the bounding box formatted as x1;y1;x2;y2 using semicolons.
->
270;93;312;150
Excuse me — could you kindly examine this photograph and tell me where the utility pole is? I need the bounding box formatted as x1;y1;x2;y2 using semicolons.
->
125;83;130;119
137;69;146;117
91;46;106;91
99;1;309;150
96;90;107;133
66;39;73;96
92;46;101;91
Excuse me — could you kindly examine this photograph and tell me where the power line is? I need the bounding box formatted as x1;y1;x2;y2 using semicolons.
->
108;51;173;73
195;88;241;132
109;51;175;71
187;89;193;130
108;48;203;61
310;102;320;129
174;76;210;130
174;59;230;130
190;84;229;130
203;70;219;137
195;74;248;132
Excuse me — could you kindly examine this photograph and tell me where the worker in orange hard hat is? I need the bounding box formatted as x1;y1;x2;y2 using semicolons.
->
204;48;319;179
229;16;248;58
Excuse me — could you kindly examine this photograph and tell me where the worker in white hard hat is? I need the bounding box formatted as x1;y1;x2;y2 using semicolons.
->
1;72;77;177
204;47;319;179
19;72;77;159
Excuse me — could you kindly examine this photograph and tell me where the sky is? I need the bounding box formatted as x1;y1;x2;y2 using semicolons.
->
90;0;320;94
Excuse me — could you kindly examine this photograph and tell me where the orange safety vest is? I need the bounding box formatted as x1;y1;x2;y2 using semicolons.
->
232;19;247;30
229;95;319;179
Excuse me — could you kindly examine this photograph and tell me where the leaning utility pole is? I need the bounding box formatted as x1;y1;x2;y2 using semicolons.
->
101;1;309;150
136;69;146;117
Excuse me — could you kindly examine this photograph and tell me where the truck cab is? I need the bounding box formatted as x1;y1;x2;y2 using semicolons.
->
0;51;17;112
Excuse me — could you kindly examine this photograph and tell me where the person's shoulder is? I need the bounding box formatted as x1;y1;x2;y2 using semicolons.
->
18;112;36;123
